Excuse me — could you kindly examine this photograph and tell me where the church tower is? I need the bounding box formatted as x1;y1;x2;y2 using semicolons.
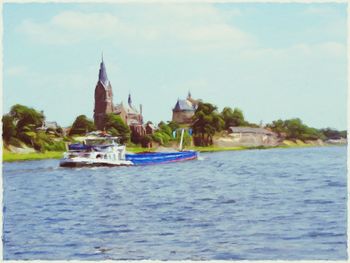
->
94;56;114;130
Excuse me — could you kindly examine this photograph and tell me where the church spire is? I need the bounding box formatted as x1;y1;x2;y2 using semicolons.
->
187;90;192;99
128;93;132;106
98;55;109;87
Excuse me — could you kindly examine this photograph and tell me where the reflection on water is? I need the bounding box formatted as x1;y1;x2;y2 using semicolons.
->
3;146;347;260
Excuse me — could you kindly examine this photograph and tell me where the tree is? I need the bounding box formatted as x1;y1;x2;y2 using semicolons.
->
9;104;44;133
266;119;287;137
320;128;347;140
158;122;172;136
70;115;95;135
284;118;307;139
192;102;224;146
167;121;179;132
221;107;247;129
2;114;16;142
267;118;324;141
140;135;152;148
103;113;130;144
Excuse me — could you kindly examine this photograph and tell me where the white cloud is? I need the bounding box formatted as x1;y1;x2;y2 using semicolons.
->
18;11;124;45
17;5;255;50
240;41;346;61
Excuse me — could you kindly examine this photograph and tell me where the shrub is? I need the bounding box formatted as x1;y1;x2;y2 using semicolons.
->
140;135;152;148
43;141;66;151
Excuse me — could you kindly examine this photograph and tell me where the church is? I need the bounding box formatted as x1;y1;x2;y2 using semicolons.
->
93;57;146;137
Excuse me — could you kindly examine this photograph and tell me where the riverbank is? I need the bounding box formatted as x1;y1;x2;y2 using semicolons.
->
3;140;344;162
3;151;64;162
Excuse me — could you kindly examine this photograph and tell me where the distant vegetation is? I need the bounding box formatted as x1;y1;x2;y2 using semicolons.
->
192;102;224;146
3;104;66;152
103;113;130;144
2;102;347;153
191;101;346;146
69;115;95;136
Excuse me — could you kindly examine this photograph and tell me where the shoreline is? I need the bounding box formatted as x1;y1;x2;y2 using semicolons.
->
2;143;345;163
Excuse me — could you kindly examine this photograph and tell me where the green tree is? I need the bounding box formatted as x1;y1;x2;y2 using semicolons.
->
104;113;130;144
221;107;247;129
158;122;172;136
267;118;324;141
320;128;347;140
2;114;16;142
192;102;224;146
284;118;306;139
167;121;179;132
266;119;287;137
70;115;95;136
140;135;152;148
9;104;44;133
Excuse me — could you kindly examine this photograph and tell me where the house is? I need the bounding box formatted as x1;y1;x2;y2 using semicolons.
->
172;92;200;125
145;122;157;135
227;127;279;146
214;126;279;147
37;121;60;133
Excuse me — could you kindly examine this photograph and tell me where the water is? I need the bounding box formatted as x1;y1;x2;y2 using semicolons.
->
3;146;347;260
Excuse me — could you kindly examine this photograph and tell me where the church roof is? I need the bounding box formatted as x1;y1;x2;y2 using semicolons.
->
98;57;109;87
114;102;139;115
229;127;276;135
173;99;195;111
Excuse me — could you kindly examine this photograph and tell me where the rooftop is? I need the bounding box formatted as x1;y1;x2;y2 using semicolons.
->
173;99;195;111
98;57;109;87
229;127;276;135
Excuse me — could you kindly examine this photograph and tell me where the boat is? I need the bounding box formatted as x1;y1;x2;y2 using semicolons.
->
126;150;197;165
59;135;198;168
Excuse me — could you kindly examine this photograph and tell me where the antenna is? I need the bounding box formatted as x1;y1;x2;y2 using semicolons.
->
101;52;104;62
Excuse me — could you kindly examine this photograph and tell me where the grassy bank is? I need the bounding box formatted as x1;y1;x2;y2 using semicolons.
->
3;151;64;162
188;146;247;152
2;147;157;162
188;141;330;153
2;141;339;162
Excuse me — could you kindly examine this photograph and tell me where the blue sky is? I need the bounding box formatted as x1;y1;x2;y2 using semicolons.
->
3;3;347;130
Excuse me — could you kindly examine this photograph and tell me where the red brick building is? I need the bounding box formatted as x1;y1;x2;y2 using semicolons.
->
93;57;146;136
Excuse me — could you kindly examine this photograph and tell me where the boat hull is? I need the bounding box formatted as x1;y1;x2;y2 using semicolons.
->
60;151;198;167
59;158;133;168
125;150;198;165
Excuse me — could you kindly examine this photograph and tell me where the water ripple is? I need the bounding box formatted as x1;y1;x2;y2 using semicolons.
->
3;146;347;260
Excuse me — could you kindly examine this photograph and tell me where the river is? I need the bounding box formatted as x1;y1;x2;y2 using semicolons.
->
3;146;347;260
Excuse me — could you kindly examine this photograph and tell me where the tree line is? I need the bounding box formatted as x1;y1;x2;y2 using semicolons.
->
191;101;346;146
2;103;347;151
3;104;65;151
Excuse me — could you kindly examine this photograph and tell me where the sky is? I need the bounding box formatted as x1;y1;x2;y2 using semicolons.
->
3;2;347;130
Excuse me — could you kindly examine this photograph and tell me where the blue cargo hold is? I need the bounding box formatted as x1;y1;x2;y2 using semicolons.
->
126;151;197;165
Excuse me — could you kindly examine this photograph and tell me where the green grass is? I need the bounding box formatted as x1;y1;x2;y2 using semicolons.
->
2;147;155;162
3;151;64;162
126;147;156;153
188;146;248;152
187;142;326;153
3;140;330;162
